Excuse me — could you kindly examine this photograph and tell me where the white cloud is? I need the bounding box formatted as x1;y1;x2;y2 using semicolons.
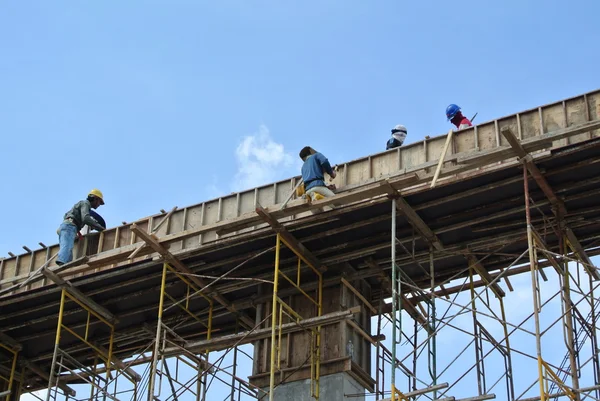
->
232;125;297;191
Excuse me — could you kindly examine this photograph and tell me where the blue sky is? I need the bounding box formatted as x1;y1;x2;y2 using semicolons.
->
2;1;600;399
1;0;600;254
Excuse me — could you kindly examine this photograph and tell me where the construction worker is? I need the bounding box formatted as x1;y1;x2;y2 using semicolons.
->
299;146;337;201
386;124;407;150
446;104;473;130
56;189;106;265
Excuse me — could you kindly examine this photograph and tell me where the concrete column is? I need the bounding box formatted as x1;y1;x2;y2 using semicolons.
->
266;372;365;401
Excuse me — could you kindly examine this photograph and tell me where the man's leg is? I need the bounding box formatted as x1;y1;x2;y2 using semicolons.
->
57;223;77;265
306;186;337;213
306;186;335;200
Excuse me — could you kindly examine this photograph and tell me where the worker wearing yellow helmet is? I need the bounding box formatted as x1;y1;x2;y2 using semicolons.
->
56;189;106;265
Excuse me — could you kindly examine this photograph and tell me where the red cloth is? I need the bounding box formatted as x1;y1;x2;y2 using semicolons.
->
451;113;472;128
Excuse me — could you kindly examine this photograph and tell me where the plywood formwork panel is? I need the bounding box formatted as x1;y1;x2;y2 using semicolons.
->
476;120;499;151
346;159;370;186
589;92;600;137
567;97;590;144
402;142;427;170
1;88;600;296
455;126;476;153
520;108;542;140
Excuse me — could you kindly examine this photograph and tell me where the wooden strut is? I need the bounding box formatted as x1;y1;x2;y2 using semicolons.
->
430;129;454;188
41;267;117;324
255;206;327;272
130;224;255;329
22;359;76;397
173;307;360;354
128;206;178;260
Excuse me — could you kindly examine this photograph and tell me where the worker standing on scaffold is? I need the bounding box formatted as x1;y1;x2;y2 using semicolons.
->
446;104;473;130
56;189;106;265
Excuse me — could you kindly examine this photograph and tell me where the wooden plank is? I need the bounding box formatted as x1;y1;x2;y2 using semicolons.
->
431;130;454;188
341;278;377;314
565;227;600;280
255;206;327;272
177;307;360;353
23;359;76;397
501;127;567;216
41;267;117;324
380;383;450;401
395;196;444;251
464;253;506;298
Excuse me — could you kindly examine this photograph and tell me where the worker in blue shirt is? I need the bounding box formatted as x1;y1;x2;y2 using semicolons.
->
299;146;337;201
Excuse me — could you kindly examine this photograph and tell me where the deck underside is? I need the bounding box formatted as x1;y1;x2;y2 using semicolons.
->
2;134;600;390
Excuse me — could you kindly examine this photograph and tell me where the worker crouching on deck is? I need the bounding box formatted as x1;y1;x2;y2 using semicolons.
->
299;146;337;202
56;189;106;265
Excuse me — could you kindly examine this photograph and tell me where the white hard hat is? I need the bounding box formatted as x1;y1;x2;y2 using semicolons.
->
391;124;407;134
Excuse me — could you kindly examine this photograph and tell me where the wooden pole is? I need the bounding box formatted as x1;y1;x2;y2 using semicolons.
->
430;130;454;188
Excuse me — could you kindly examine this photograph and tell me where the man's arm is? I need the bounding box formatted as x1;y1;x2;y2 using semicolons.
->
315;152;334;176
80;202;105;231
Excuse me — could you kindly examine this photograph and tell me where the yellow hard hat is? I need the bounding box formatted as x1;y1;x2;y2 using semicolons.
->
88;189;105;205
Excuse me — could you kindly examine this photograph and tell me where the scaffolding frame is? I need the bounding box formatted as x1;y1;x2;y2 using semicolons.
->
0;343;18;401
379;162;600;401
147;262;213;401
268;233;323;401
45;288;139;401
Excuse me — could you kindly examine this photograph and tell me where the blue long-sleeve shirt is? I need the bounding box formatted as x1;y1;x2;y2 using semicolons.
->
301;152;334;190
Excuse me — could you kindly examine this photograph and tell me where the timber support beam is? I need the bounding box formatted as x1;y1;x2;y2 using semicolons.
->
255;206;327;272
41;267;117;324
395;197;444;252
22;359;76;397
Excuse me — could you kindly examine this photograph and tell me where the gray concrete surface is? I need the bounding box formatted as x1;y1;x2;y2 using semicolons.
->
262;372;365;401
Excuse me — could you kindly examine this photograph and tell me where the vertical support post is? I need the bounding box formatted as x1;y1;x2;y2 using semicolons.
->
268;234;281;401
559;235;581;400
315;268;323;400
428;248;437;399
106;326;115;394
588;272;600;400
391;198;401;400
90;357;98;400
376;299;383;400
498;297;515;400
469;267;484;395
196;358;202;401
230;344;238;401
1;346;18;401
524;166;547;401
148;263;168;401
46;289;66;401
